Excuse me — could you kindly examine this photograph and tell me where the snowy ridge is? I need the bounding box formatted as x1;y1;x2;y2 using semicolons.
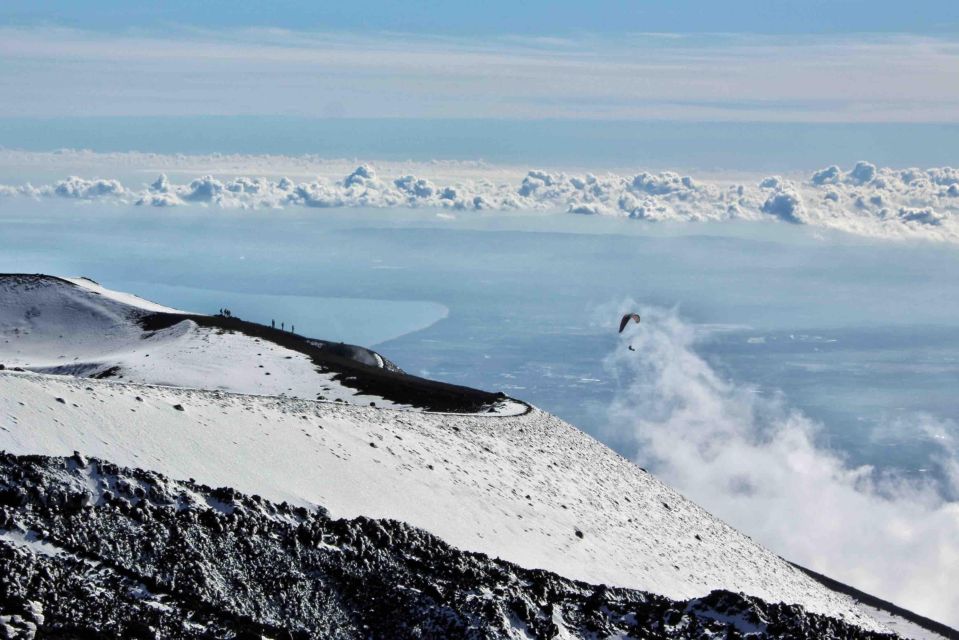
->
0;369;891;633
60;276;187;314
2;155;959;242
0;274;521;414
0;274;390;407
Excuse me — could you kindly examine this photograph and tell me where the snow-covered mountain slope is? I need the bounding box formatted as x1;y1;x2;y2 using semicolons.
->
2;275;950;638
0;452;898;640
0;370;890;634
0;275;521;414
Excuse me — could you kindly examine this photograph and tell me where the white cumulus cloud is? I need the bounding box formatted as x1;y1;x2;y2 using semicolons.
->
2;156;958;243
51;176;125;199
761;190;805;224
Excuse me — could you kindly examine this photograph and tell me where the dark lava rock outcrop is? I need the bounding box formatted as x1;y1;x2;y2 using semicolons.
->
0;452;892;639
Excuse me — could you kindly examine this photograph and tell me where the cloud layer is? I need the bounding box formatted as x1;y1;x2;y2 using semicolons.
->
2;28;959;121
601;304;959;627
2;159;958;242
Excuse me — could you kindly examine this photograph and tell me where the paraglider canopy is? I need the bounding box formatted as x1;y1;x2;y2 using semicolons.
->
618;313;641;333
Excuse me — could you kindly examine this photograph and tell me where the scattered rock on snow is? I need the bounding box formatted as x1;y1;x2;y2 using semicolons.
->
0;452;900;640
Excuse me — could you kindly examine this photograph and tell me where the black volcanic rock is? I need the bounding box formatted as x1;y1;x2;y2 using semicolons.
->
0;452;895;640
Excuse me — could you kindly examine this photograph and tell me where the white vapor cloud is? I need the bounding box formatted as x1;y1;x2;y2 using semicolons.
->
600;304;959;627
1;153;958;243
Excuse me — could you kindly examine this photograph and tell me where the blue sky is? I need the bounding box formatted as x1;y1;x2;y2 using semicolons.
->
3;0;958;35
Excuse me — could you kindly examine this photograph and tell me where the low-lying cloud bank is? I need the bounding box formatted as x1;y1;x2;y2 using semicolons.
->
2;161;958;242
602;304;959;628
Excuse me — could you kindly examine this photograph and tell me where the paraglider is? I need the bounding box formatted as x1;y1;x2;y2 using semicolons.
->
618;313;641;333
